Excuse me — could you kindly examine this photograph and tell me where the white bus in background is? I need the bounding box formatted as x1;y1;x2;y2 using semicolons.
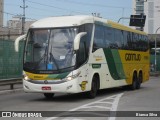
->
15;15;150;99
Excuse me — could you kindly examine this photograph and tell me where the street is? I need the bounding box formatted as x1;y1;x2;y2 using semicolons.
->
0;77;159;120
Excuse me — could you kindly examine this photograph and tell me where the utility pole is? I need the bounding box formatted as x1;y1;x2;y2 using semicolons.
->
20;0;28;35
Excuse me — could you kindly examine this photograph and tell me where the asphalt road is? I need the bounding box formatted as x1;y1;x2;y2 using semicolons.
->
0;77;159;120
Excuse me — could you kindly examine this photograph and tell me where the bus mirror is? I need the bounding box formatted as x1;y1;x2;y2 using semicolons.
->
15;34;26;52
74;32;87;51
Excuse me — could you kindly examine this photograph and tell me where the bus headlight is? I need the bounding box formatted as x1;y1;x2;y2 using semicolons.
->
63;72;81;81
24;76;29;81
23;74;30;81
67;76;72;81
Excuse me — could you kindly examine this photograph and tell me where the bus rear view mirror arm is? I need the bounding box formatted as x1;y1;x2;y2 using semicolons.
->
74;32;87;51
15;34;26;52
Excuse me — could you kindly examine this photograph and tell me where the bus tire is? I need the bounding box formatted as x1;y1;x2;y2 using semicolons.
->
43;93;54;99
136;72;142;89
86;76;98;99
130;73;137;90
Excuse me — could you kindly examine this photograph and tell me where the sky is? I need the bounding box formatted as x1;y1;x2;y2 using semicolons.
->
4;0;133;26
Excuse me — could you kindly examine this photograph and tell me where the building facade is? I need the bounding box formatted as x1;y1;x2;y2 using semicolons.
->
133;0;160;34
1;15;35;40
0;0;4;27
7;15;35;34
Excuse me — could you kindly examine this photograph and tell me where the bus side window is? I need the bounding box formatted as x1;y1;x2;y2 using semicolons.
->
114;29;123;49
79;23;93;57
139;35;144;51
132;33;138;50
122;31;128;50
77;41;87;66
142;35;148;51
138;35;146;51
104;27;114;48
93;25;105;52
127;32;132;50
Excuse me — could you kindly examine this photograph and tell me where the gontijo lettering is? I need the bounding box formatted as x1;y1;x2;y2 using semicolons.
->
125;53;141;61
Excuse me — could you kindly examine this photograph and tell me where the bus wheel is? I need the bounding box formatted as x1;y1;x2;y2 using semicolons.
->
86;76;98;99
43;93;54;99
136;73;142;89
130;73;137;90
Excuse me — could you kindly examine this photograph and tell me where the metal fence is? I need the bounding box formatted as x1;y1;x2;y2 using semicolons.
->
0;38;24;80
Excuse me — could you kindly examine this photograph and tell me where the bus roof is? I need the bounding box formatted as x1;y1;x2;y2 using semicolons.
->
30;15;94;28
30;15;147;35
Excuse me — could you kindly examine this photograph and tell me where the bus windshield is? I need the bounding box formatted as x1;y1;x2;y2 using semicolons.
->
24;27;78;72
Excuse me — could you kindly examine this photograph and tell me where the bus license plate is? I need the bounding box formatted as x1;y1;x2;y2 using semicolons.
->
42;86;51;90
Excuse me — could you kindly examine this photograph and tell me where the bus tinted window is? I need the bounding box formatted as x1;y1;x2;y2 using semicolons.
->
79;23;93;55
114;29;123;49
142;35;149;51
76;24;93;67
132;33;139;50
131;34;148;51
122;31;128;49
92;23;148;51
93;25;105;49
104;27;114;48
127;32;132;50
77;42;87;66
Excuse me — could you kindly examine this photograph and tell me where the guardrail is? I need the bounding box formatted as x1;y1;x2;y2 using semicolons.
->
150;71;160;77
0;78;22;90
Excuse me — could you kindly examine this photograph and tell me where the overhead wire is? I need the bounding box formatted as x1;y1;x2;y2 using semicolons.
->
25;0;88;15
1;11;37;21
54;0;131;9
4;3;57;18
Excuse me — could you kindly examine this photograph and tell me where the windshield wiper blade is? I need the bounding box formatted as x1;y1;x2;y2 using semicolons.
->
49;46;60;72
34;44;48;69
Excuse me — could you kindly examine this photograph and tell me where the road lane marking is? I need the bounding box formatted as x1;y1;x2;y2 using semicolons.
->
45;93;123;120
80;105;111;110
108;93;123;120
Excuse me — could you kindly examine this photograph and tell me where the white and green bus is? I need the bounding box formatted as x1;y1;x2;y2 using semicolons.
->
16;15;150;99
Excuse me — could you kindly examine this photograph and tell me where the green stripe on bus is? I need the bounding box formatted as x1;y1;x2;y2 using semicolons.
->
103;48;125;80
111;50;126;79
47;72;69;79
103;48;120;80
57;72;70;79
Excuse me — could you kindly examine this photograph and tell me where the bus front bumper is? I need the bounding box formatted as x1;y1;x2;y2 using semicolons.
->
23;79;82;93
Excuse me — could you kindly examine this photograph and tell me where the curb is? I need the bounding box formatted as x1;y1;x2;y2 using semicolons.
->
0;89;23;95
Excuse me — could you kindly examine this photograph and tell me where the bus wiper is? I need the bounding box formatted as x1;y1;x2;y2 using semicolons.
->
35;53;47;67
49;52;60;71
34;44;48;69
49;52;60;72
